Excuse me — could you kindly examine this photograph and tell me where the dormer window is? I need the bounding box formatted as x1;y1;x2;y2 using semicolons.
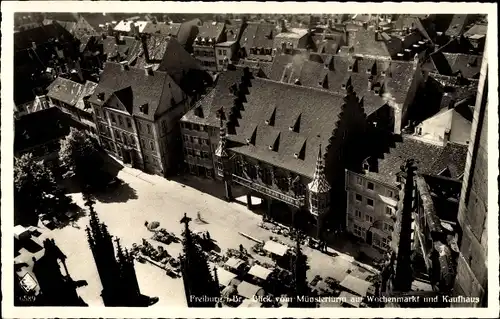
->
139;103;149;114
293;153;299;158
381;71;386;76
348;65;353;71
268;145;273;150
366;68;371;74
265;120;270;125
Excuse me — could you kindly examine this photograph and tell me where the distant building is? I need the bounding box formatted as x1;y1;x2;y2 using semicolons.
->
46;77;99;138
214;19;247;71
192;21;226;72
444;15;476;40
423;51;483;79
238;22;277;62
88;62;188;176
463;23;487;52
272;23;311;54
141;21;182;37
345;135;468;252
14;107;79;161
113;19;149;36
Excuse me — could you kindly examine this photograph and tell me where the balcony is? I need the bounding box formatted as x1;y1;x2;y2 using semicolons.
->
232;174;305;208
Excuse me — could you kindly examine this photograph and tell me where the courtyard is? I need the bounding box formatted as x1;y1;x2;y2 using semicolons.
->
48;163;379;307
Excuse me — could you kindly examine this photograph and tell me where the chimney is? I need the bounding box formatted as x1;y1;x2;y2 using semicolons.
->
97;92;105;101
375;31;380;41
101;33;107;40
444;129;451;143
328;19;333;29
114;32;120;45
144;65;153;76
141;36;150;63
280;19;287;32
31;41;37;50
368;76;373;90
120;61;129;71
363;22;368;30
130;21;139;38
107;23;114;36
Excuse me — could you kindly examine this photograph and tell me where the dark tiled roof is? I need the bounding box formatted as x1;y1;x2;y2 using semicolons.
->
177;18;202;46
365;135;468;185
196;21;225;41
445;15;471;38
100;35;142;61
156;37;213;95
225;19;244;41
14;24;65;51
240;22;276;50
46;77;84;106
268;53;418;115
236;59;273;78
142;22;181;37
88;62;179;121
79;13;117;30
14;107;74;152
182;69;347;177
130;35;170;69
317;40;339;54
463;24;487;38
427;52;482;79
347;29;400;58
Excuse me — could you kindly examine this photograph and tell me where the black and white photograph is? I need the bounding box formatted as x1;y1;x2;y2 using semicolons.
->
1;2;498;318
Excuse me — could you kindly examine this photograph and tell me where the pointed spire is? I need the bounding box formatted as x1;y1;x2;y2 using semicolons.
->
308;144;331;193
115;237;125;262
215;113;228;158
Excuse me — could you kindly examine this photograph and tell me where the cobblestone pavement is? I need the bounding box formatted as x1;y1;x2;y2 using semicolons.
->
49;165;378;307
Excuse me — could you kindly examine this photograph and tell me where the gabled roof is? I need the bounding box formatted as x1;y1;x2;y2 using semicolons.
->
183;68;349;177
225;19;244;42
100;35;142;61
269;53;417;114
196;21;225;41
427;51;482;79
445;14;472;38
463;24;488;38
142;22;181;36
88;62;180;121
364;135;468;185
240;22;276;50
346;29;399;58
46;77;85;107
14;24;67;51
113;20;148;33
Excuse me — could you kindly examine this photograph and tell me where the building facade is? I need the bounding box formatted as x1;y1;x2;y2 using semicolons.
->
181;67;369;236
192;22;226;72
88;62;188;176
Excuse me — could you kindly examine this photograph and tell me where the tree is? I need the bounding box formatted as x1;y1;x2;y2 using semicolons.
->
14;153;69;225
59;128;104;190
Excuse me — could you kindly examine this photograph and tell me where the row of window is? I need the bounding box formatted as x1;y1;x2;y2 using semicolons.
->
352;224;390;250
183;135;209;146
199;60;217;68
355;176;395;198
194;49;215;57
217;49;228;56
140;138;157;153
353;209;393;232
185;148;210;159
355;193;374;207
96;108;156;136
188;164;214;178
181;122;207;132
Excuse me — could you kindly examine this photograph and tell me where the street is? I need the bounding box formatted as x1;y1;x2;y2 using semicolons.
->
50;165;378;307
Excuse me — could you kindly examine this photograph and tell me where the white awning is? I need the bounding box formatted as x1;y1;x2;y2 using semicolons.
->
216;266;238;287
248;264;273;280
263;240;289;257
339;291;361;307
339;275;373;297
225;257;244;270
236;281;264;299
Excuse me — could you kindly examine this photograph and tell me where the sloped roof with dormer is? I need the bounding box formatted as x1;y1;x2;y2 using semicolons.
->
268;52;418;114
88;62;180;120
182;68;348;177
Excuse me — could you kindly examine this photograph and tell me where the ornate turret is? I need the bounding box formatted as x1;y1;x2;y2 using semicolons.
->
307;144;331;238
214;110;233;201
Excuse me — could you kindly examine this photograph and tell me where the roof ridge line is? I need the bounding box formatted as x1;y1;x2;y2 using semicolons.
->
255;77;345;98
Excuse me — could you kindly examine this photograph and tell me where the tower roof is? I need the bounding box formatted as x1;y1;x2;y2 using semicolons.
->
214;113;229;158
307;144;331;193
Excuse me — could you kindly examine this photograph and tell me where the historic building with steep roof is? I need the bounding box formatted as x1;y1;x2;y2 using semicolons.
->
181;66;369;236
87;62;189;176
